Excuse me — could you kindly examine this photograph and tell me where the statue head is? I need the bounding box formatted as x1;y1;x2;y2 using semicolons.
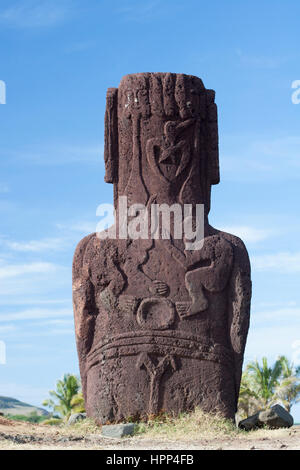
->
104;73;219;215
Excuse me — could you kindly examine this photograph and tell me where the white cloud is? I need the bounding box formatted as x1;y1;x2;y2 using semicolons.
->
19;144;103;165
2;237;68;253
245;324;300;366
32;318;73;327
0;325;16;334
48;328;74;335
236;49;288;69
0;261;57;279
0;298;70;306
56;220;98;237
254;300;297;309
0;143;103;166
0;259;69;300
251;251;300;272
0;308;72;322
252;306;300;324
222;135;300;182
117;0;162;22
65;221;96;233
220;225;272;243
0;0;73;28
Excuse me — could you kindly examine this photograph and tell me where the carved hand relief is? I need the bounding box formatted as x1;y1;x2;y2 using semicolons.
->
150;280;170;297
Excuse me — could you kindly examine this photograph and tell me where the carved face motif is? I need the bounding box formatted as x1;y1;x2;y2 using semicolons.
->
146;119;195;183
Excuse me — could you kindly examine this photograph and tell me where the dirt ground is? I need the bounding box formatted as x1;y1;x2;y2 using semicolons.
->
0;417;299;450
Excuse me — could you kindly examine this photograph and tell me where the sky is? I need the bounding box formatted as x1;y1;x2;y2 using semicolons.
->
0;0;300;421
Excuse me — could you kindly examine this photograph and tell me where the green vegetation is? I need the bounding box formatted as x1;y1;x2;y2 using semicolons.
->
42;374;84;421
42;417;64;426
238;355;300;418
4;355;297;429
70;391;85;414
6;411;49;424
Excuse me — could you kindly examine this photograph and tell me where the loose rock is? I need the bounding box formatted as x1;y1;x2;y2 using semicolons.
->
238;405;293;430
101;423;135;438
67;413;87;425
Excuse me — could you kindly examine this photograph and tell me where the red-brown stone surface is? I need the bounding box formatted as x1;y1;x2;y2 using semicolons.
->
72;73;252;423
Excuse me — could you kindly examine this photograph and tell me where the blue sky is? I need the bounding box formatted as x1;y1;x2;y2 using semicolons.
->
0;0;300;420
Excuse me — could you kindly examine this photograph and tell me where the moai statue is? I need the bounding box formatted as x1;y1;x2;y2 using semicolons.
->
72;73;251;423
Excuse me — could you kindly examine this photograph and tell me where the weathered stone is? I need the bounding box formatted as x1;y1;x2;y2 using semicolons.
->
238;412;261;431
259;405;294;429
67;412;87;425
238;405;294;430
101;423;135;438
73;73;252;424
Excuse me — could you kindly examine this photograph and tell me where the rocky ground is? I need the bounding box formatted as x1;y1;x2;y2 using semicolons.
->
0;417;299;450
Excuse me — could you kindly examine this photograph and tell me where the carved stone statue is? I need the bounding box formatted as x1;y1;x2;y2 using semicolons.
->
72;73;251;423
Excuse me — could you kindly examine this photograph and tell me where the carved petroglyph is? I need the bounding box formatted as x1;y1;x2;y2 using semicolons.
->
184;236;233;315
104;88;118;184
99;287;118;313
137;298;176;330
161;235;234;317
149;280;170;297
118;295;140;315
124;115;149;207
175;301;192;319
100;235;234;320
136;352;177;415
146;119;195;183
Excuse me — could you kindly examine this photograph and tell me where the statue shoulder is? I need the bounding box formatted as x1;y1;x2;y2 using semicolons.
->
210;227;251;273
73;233;121;289
73;233;97;274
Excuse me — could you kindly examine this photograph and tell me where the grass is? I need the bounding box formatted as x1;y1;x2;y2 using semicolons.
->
6;413;48;424
38;408;297;443
1;410;297;450
133;408;239;441
44;408;239;441
43;417;100;436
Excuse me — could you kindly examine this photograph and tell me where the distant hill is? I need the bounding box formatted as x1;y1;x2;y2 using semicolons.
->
0;396;49;417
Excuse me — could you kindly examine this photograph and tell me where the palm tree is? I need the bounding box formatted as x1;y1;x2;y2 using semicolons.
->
238;357;282;418
43;374;81;419
238;356;300;417
273;356;300;412
238;370;260;418
70;392;85;414
245;357;283;408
